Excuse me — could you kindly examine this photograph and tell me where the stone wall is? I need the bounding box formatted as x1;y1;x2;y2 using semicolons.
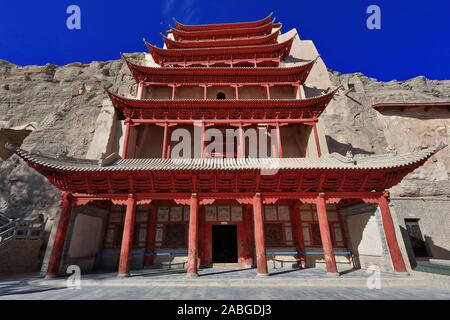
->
392;197;450;262
0;240;43;275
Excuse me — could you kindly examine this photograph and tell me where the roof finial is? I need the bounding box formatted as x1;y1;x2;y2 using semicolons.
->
4;143;16;152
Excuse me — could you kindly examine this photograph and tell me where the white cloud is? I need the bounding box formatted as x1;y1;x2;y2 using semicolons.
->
162;0;199;24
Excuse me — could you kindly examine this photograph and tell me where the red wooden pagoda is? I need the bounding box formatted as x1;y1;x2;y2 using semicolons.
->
8;15;443;278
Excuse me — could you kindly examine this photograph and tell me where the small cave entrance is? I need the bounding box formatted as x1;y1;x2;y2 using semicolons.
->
216;92;226;100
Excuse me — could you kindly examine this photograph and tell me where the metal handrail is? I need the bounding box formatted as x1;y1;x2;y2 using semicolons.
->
0;218;45;246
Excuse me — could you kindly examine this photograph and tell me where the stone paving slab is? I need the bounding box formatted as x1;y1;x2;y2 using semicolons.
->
26;267;434;288
1;283;450;300
0;269;449;300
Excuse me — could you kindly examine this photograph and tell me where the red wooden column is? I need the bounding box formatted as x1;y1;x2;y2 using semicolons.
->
187;193;199;276
275;122;283;158
253;193;268;276
290;204;306;268
264;84;271;100
138;81;145;99
312;120;322;158
316;193;338;275
240;205;254;267
200;122;206;158
118;194;137;277
122;118;132;159
162;122;168;158
144;204;157;267
202;85;208;100
379;191;407;272
198;206;206;265
171;84;177;100
237;123;244;158
46;192;74;278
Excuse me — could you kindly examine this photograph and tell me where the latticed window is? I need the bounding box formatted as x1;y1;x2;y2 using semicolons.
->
311;223;335;246
299;204;345;247
163;224;187;247
264;223;284;245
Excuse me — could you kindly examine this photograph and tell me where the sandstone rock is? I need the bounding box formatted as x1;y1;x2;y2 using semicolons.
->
0;55;449;220
0;55;144;219
327;71;450;197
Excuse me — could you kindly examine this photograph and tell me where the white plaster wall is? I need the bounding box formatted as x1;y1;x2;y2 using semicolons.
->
68;214;103;258
393;198;450;261
347;212;384;256
345;210;397;271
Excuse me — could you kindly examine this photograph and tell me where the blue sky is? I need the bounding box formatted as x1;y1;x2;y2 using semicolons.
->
0;0;449;81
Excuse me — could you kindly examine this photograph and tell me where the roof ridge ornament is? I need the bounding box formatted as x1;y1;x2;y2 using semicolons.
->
99;152;121;167
329;152;355;164
4;142;17;153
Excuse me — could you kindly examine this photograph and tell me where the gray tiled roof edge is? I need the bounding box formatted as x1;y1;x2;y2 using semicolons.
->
5;143;446;173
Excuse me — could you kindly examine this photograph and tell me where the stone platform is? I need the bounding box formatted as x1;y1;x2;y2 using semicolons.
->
29;266;437;288
1;267;450;300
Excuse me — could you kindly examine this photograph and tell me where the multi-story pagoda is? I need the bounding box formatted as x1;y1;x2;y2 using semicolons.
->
8;15;442;278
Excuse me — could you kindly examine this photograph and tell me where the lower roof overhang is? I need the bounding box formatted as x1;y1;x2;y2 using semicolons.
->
7;144;444;205
162;28;280;49
145;37;294;66
173;13;273;32
106;88;337;120
168;22;280;41
123;55;317;85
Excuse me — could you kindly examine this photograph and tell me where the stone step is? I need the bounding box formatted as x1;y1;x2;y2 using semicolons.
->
33;276;428;288
414;262;450;276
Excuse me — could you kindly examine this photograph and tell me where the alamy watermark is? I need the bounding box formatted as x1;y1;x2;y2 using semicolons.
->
66;265;81;289
367;5;381;30
366;265;381;289
66;5;81;30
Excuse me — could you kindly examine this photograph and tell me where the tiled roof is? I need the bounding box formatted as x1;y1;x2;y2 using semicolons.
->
106;88;337;110
6;144;445;173
123;54;317;77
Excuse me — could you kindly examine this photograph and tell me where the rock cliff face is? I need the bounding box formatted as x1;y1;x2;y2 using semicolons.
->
0;56;449;220
0;54;144;219
325;71;450;197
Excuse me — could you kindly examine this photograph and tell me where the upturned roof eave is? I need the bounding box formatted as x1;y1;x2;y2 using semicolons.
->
122;55;318;83
162;28;280;49
173;13;273;31
6;143;445;174
105;86;336;111
145;36;294;58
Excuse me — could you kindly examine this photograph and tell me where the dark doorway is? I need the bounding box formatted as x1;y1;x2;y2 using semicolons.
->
216;92;226;100
405;219;429;257
212;225;238;263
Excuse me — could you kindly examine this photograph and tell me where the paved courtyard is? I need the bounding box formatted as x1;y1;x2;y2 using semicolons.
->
0;267;449;300
1;281;450;300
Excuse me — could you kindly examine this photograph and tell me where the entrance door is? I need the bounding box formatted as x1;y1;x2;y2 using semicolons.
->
212;225;238;263
405;219;428;257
